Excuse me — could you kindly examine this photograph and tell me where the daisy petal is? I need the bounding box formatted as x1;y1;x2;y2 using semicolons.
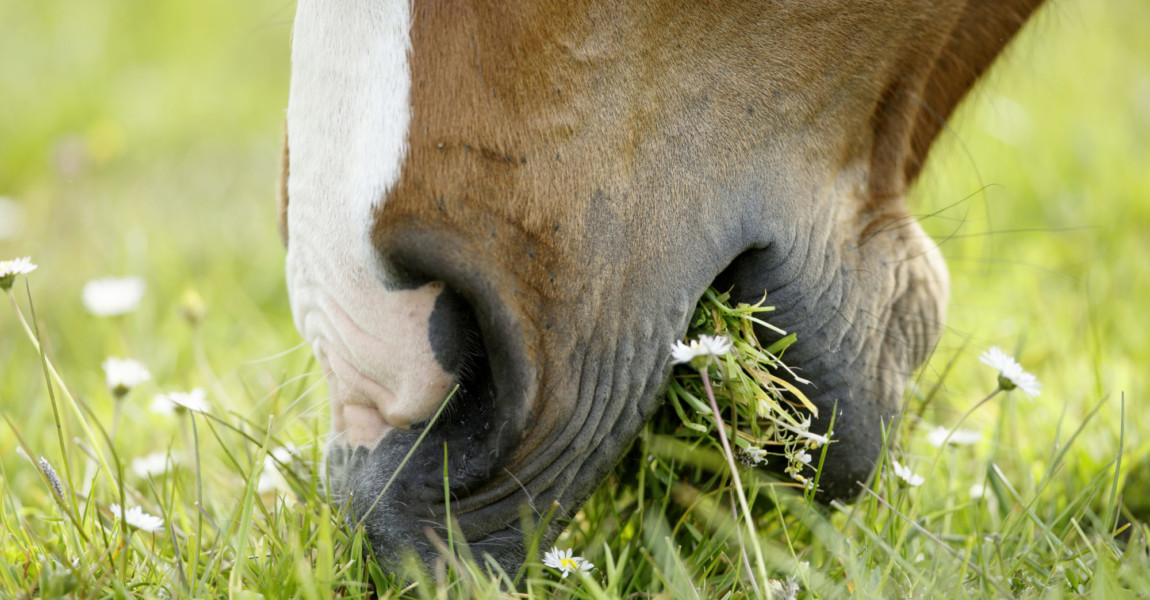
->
109;503;164;532
979;346;1042;398
103;357;151;397
926;425;982;448
891;460;925;487
670;334;733;366
0;256;37;290
82;277;145;317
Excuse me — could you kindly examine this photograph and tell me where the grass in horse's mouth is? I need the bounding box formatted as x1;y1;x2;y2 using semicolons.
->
640;287;831;591
661;287;828;497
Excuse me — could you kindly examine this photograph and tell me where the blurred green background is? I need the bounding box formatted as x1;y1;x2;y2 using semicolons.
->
0;1;298;413
0;0;1147;519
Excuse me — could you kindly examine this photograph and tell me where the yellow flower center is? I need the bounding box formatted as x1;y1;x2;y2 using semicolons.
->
560;557;578;570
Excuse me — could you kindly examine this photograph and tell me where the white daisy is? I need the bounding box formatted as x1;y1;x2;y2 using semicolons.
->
130;452;175;478
0;256;37;291
0;196;26;240
267;444;297;465
109;504;164;532
979;346;1042;398
542;546;593;578
891;460;924;487
82;277;145;317
925;426;982;448
258;444;298;495
102;357;151;398
969;483;988;500
151;388;210;415
670;334;733;366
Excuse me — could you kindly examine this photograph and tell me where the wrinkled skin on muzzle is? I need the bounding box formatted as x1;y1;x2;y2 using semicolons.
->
280;0;1044;573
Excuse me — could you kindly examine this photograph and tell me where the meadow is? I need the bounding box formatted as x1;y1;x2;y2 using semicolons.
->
1;0;1148;597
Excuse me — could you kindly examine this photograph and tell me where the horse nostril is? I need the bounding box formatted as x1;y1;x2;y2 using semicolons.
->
425;284;495;427
376;227;535;462
427;285;482;376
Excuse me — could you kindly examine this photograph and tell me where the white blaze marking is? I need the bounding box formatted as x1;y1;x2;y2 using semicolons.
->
286;0;453;447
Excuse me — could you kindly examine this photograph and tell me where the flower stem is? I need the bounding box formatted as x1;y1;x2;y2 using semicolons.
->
9;288;116;497
700;367;768;592
8;287;116;487
111;399;123;443
727;480;761;597
942;388;1001;448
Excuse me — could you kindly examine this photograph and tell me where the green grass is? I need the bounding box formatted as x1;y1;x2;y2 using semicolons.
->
2;0;1149;597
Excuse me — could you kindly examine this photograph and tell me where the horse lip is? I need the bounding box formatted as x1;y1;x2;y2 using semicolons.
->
339;454;530;574
320;331;451;443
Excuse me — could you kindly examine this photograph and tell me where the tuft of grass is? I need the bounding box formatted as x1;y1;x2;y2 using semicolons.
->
663;288;827;492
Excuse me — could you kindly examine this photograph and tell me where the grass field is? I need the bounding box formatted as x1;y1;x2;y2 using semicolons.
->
2;1;1149;597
